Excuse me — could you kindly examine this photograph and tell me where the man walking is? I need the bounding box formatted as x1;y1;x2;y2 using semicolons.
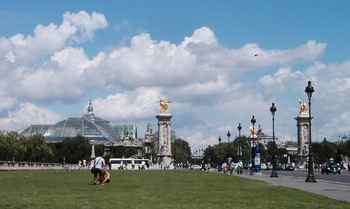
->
91;156;105;185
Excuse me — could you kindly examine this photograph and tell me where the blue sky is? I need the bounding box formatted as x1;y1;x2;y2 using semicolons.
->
0;1;350;144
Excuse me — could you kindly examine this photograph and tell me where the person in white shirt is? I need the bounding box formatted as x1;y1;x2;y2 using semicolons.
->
90;156;105;184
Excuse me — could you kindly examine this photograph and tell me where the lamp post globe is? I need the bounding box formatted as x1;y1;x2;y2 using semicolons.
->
237;123;242;135
270;103;278;178
227;130;231;143
305;81;316;183
251;116;256;127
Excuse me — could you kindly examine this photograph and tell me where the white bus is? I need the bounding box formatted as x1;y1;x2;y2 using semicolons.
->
109;158;150;170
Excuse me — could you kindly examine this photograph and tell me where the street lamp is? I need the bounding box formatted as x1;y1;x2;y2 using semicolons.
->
218;136;222;144
227;130;231;143
250;115;256;175
270;103;278;178
237;123;242;160
305;81;316;183
237;123;242;137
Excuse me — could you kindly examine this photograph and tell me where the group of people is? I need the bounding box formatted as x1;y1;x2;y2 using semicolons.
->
221;160;243;175
90;156;111;185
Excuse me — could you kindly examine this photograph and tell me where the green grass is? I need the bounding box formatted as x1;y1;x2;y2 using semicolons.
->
0;170;349;209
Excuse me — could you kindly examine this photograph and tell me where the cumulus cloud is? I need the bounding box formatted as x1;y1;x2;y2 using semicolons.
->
0;12;337;143
0;11;107;65
0;103;61;131
92;87;162;121
259;67;306;98
0;11;107;104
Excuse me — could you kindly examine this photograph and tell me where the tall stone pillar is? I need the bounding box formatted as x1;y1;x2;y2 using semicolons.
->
295;101;310;165
156;99;173;168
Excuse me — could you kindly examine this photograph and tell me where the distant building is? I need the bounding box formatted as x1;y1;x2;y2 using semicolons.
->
277;141;298;155
255;125;277;147
113;124;138;141
20;100;142;147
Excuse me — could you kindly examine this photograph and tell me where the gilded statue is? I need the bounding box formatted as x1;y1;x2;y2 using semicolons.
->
250;127;257;138
299;100;308;115
160;98;170;113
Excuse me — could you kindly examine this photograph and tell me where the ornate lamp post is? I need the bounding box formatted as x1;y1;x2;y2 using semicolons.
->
237;123;242;160
250;115;256;175
227;130;231;143
305;81;317;183
237;123;242;137
270;103;278;178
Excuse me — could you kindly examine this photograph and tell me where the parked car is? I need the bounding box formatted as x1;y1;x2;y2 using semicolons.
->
260;163;267;170
190;164;201;170
285;164;295;171
321;158;341;175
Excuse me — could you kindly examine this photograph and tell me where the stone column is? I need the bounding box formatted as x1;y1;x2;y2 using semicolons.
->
156;113;173;168
295;115;310;165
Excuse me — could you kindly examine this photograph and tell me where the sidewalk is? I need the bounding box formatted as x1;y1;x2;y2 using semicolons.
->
236;172;350;203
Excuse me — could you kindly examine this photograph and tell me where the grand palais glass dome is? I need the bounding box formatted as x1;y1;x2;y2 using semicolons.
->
20;101;138;144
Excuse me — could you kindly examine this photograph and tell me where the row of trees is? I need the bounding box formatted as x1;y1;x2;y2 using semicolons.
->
202;136;289;166
313;138;350;164
0;132;104;164
202;136;350;166
0;132;54;162
0;132;192;164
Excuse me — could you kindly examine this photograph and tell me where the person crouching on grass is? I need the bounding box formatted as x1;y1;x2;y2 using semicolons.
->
99;169;111;185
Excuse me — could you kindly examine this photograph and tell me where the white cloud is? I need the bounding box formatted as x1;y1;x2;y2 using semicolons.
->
92;87;162;122
0;11;107;103
0;11;107;65
0;103;61;131
0;12;337;145
63;11;108;42
181;26;218;47
259;67;306;97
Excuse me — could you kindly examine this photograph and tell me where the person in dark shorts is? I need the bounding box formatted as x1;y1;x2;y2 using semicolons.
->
90;156;105;184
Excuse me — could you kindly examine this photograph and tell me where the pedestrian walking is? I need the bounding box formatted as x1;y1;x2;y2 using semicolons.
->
90;156;105;185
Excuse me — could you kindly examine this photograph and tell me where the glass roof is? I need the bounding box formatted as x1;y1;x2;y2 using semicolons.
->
20;101;142;145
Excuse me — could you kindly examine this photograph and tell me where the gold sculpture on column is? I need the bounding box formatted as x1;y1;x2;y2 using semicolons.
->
160;98;170;113
298;100;309;116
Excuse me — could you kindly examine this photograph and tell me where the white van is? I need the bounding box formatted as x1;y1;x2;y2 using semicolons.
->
110;158;149;170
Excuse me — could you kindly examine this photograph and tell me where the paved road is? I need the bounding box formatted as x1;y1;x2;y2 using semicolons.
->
238;172;350;203
264;170;350;185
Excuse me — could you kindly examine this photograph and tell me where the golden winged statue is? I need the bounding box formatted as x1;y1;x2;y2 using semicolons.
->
250;127;258;139
299;100;308;115
160;98;170;113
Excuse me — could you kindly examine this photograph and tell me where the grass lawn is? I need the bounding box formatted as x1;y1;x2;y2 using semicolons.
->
0;170;349;209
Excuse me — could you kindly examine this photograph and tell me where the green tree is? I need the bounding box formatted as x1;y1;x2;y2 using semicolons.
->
0;132;20;161
313;138;337;164
54;136;91;163
22;135;54;162
203;135;251;166
171;138;191;164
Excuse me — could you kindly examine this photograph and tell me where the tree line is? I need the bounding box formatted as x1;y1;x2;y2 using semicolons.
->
203;136;350;166
0;132;192;164
0;132;104;164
